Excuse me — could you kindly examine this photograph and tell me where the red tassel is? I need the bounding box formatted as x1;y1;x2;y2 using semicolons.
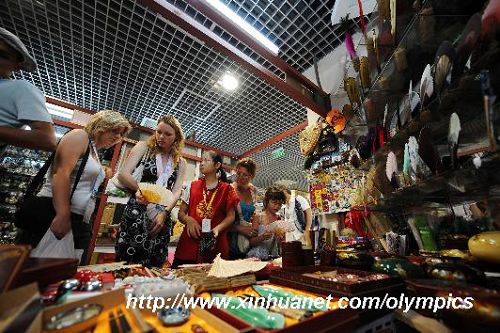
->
378;125;385;147
357;0;366;35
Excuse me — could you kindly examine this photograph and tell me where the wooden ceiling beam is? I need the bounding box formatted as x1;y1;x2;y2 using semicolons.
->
138;0;330;117
47;96;237;158
240;121;307;158
184;0;329;99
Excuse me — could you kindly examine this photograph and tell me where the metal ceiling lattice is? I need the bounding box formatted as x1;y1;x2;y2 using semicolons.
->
1;0;372;189
172;0;373;73
249;132;307;191
214;0;342;72
1;0;307;156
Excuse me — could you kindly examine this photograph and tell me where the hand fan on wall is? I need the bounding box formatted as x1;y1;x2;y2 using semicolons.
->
390;0;397;42
409;136;432;179
452;13;481;81
434;41;455;94
403;143;411;184
137;183;174;207
385;151;399;189
408;80;420;118
419;64;434;109
448;113;461;169
408;136;421;176
418;127;443;174
383;104;389;128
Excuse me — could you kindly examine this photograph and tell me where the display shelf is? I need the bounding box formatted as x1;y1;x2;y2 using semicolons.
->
0;145;51;242
359;39;496;172
357;155;500;212
0;168;38;177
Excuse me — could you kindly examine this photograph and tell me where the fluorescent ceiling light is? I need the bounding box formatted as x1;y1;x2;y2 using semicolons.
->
46;102;74;120
204;0;279;55
218;73;239;91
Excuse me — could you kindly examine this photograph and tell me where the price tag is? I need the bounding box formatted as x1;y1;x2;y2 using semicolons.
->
202;218;211;233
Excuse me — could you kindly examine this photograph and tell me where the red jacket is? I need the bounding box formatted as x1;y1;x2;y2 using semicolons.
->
175;179;239;262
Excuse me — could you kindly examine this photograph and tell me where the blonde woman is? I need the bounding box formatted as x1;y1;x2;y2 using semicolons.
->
115;116;187;267
32;110;130;263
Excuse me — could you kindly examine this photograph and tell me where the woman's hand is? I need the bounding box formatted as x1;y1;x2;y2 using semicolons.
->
186;218;201;239
149;211;166;238
135;191;148;205
260;231;273;241
50;212;72;239
239;223;258;238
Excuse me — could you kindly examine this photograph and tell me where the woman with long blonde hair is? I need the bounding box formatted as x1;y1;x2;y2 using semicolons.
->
115;115;187;267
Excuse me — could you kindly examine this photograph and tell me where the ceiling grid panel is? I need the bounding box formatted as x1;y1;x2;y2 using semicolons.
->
1;0;376;187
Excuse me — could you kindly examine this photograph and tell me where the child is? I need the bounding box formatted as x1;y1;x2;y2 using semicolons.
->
172;151;238;267
246;186;286;260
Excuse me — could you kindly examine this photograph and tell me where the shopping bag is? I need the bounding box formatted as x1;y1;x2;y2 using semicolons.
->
30;229;80;260
237;221;251;254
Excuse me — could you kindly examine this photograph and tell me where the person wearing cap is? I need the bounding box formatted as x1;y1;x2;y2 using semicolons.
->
0;27;56;152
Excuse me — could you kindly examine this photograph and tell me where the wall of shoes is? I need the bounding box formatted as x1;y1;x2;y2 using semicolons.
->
0;146;51;244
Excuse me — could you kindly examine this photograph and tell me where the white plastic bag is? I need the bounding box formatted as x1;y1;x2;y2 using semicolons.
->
30;229;81;260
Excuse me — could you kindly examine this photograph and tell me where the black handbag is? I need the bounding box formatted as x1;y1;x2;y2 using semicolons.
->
15;139;91;234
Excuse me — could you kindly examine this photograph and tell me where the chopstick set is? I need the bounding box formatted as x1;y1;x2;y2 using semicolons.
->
109;309;132;333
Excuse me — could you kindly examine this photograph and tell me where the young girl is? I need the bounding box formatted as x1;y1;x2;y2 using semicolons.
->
172;151;239;268
246;186;286;260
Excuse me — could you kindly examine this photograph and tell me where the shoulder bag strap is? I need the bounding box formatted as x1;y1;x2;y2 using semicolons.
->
25;150;56;196
25;135;91;200
69;138;91;200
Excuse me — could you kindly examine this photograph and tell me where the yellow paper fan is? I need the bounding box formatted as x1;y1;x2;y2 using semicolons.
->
137;182;173;206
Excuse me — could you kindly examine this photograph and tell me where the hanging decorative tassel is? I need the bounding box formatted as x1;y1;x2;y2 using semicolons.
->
341;15;360;72
357;0;366;36
390;0;397;43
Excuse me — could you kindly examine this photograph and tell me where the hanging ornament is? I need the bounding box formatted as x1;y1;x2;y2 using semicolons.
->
360;56;371;89
419;64;434;109
357;0;366;36
448;113;461;169
325;108;347;134
390;0;397;43
434;41;455;94
385;151;399;188
341;15;360;72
